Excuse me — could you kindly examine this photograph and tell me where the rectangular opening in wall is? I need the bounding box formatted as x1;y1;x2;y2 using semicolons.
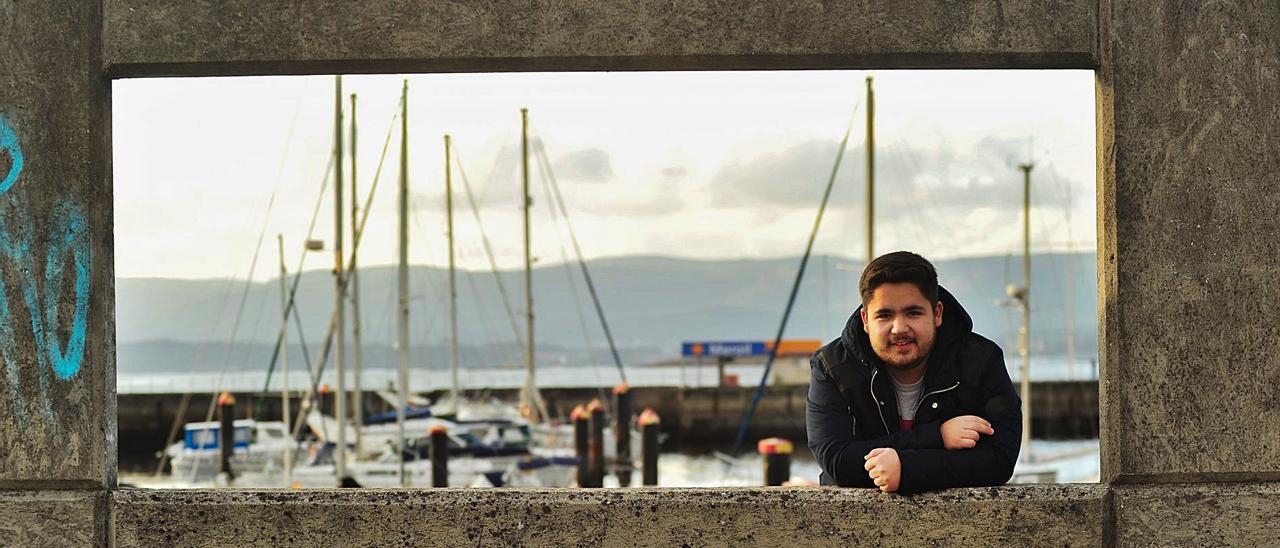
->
111;70;1098;490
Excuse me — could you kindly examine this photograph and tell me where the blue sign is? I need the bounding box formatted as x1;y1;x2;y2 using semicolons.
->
682;341;768;358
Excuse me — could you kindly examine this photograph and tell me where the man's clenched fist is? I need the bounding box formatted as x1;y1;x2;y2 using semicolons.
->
941;415;994;449
864;447;901;493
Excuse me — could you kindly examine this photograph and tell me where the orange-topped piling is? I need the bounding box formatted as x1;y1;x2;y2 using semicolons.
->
572;404;590;487
639;407;661;486
217;391;236;482
613;384;634;487
587;399;606;487
317;383;333;417
758;437;793;486
430;423;449;487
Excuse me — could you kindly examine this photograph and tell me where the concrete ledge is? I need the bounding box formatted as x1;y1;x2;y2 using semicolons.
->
103;0;1097;76
0;490;106;547
113;485;1104;546
1113;482;1280;547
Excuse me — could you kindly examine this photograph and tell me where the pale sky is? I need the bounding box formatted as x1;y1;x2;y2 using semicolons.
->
112;70;1096;281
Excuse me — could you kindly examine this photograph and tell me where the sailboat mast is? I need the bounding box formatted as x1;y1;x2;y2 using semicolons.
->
397;79;411;485
520;108;540;421
349;92;364;459
445;134;459;411
332;75;348;485
277;234;292;485
1064;182;1075;380
1018;161;1034;459
865;75;875;265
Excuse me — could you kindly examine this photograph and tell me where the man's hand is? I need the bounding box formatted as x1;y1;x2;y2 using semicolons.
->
863;448;901;493
941;415;994;450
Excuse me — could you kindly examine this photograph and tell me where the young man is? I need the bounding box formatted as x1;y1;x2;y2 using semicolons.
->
806;251;1021;494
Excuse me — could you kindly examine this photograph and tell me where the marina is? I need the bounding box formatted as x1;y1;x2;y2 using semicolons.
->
102;71;1109;494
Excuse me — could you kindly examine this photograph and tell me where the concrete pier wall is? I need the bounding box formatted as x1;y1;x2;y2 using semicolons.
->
1;1;1277;545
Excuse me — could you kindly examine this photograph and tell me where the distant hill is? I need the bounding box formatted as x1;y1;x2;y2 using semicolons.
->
116;253;1098;372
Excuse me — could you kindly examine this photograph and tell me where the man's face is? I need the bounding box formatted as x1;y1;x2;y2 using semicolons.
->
860;282;944;373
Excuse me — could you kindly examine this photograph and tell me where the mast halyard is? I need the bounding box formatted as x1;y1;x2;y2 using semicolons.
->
445;134;460;414
349;92;364;459
332;75;349;486
396;79;411;485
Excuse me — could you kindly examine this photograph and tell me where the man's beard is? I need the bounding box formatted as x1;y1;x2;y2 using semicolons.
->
876;337;933;371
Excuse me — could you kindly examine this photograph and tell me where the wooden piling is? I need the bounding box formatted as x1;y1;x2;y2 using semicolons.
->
430;424;449;488
638;408;661;486
571;404;589;487
758;437;793;486
613;384;633;487
587;398;606;488
317;383;332;417
217;392;236;481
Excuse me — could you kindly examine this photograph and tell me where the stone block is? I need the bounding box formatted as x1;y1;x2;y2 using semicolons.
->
1113;482;1280;547
113;485;1104;546
0;490;106;547
103;0;1096;75
0;0;115;488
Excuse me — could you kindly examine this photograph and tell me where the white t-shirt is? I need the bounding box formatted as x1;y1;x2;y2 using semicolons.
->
890;374;925;421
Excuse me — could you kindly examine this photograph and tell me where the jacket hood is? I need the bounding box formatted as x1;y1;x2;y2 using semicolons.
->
840;285;973;372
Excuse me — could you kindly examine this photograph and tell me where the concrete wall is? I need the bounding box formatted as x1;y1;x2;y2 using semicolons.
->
1097;0;1280;485
0;1;1276;545
101;0;1097;75
0;2;114;489
113;485;1105;546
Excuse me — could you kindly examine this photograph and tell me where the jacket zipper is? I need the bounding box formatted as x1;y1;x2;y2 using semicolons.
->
912;381;961;417
869;368;890;434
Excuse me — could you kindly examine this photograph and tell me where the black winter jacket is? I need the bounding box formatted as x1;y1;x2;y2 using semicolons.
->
805;286;1022;494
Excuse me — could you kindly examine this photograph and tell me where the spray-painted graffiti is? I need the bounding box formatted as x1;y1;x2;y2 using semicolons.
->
0;114;93;425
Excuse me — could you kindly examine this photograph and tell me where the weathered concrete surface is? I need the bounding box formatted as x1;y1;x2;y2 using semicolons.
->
0;0;115;488
114;485;1104;546
1097;1;1280;481
1113;482;1280;547
103;0;1097;76
0;490;106;546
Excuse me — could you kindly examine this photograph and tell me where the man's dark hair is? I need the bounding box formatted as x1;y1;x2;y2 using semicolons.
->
859;251;939;306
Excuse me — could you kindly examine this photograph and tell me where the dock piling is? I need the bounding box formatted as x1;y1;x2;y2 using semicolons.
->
571;404;589;487
430;425;449;488
758;437;792;486
613;384;633;487
638;408;661;486
587;398;606;488
217;392;236;482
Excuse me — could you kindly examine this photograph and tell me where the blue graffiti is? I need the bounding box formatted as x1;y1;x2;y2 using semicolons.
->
0;114;93;424
0;115;23;193
43;202;91;380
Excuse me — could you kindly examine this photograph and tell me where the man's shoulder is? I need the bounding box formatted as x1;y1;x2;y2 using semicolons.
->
814;337;854;371
812;337;870;390
959;332;1002;358
952;332;1010;388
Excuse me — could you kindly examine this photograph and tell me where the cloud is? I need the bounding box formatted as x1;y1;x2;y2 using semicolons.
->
552;148;614;183
707;137;1077;222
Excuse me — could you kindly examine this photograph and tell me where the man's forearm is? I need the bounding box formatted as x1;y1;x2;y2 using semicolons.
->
813;423;944;486
896;424;1020;494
